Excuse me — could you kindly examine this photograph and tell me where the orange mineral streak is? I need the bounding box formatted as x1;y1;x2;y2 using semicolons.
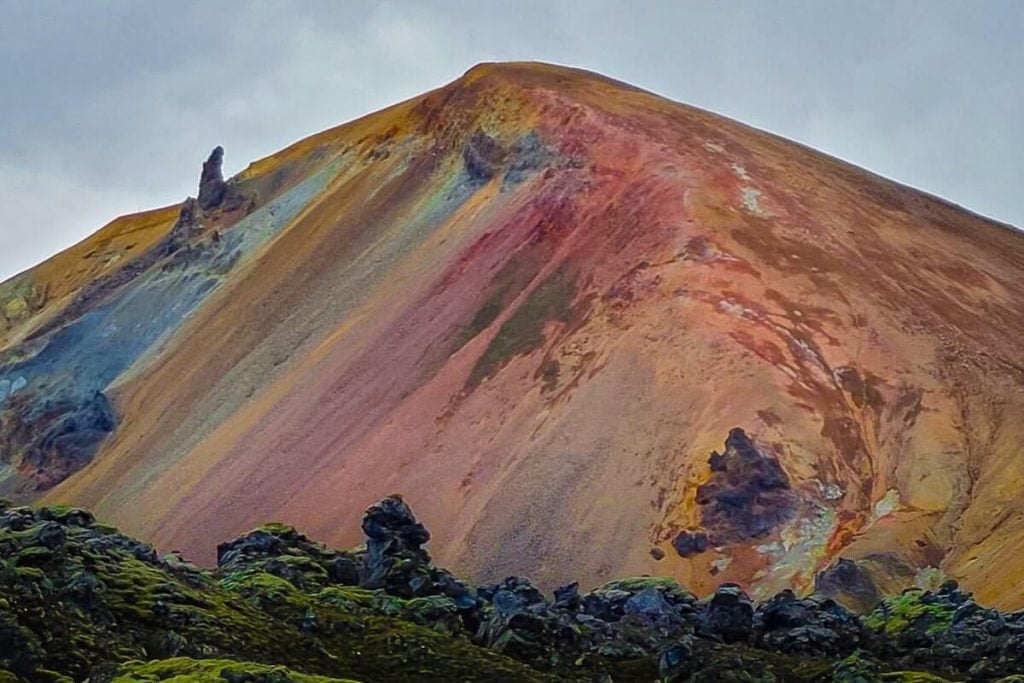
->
29;62;1024;607
0;204;180;347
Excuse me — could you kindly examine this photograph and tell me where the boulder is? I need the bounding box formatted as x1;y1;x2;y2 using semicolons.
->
753;589;864;656
359;494;433;597
697;584;754;644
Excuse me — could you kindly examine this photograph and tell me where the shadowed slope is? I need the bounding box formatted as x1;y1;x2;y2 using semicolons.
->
1;62;1022;608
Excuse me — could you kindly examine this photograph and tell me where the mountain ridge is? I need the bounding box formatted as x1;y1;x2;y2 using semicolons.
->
2;61;1023;611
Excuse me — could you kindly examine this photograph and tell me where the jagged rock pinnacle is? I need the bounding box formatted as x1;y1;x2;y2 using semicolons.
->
197;145;227;211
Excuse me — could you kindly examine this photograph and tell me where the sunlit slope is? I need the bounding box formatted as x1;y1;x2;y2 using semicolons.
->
3;62;1021;607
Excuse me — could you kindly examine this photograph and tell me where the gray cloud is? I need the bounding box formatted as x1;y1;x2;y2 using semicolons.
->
1;0;1021;280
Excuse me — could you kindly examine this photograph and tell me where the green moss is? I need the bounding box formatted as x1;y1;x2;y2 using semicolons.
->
863;590;954;637
313;585;408;619
315;585;382;610
0;502;1008;683
13;546;53;566
467;265;577;389
536;359;560;392
0;510;559;682
111;657;358;682
454;288;508;350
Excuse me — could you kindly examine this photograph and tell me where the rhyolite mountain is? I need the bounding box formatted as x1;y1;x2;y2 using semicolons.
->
1;62;1023;611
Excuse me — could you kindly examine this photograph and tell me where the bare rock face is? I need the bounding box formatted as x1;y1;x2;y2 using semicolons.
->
360;494;434;596
197;146;228;211
690;429;795;548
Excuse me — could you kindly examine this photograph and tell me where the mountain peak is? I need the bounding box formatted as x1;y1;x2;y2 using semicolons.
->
3;64;1024;611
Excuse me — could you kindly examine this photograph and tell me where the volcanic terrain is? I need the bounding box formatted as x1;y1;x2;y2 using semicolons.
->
2;62;1023;609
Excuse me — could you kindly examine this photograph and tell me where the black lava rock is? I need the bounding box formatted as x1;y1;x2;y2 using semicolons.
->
698;584;754;644
673;530;710;557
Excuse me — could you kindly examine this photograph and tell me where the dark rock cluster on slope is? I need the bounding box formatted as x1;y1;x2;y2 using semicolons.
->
169;146;251;250
673;428;797;557
2;496;1024;682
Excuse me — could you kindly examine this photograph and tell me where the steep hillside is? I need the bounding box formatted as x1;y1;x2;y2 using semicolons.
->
2;62;1023;609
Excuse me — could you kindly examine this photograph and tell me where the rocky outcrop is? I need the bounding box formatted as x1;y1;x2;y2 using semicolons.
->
359;494;433;595
753;589;865;657
815;557;885;613
673;428;796;558
198;146;228;211
697;428;795;544
0;389;116;497
4;494;1024;681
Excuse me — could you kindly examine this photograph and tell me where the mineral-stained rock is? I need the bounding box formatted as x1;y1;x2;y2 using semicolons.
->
696;429;795;545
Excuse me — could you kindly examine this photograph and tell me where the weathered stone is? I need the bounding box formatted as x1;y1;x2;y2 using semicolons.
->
696;429;795;545
360;494;433;597
197;146;227;211
754;589;864;656
673;530;710;557
698;584;754;644
815;558;883;613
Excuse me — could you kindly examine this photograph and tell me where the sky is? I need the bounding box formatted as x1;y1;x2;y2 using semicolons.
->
1;1;1021;281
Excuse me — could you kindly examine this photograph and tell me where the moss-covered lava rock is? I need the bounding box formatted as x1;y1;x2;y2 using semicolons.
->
1;495;1023;682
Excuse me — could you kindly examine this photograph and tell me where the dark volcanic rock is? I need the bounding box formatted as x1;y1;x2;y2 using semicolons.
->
815;557;885;613
753;589;865;656
697;584;754;644
198;146;228;211
463;130;508;182
5;493;1024;682
582;577;697;625
475;576;579;668
552;581;581;610
0;389;116;495
673;530;710;557
360;494;434;597
696;428;795;545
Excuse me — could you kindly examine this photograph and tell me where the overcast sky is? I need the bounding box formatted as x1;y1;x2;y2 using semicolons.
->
1;1;1021;281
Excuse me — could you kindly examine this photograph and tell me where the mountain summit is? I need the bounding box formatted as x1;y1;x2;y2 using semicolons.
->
2;62;1023;609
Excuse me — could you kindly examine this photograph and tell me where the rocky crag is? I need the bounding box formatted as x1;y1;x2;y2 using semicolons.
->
2;494;1024;682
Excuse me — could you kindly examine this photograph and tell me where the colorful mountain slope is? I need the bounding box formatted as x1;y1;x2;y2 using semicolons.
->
2;62;1023;609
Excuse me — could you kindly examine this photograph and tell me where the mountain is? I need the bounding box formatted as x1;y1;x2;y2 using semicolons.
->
1;62;1023;611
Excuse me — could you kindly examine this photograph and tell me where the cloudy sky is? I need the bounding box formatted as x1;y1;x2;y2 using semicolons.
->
1;1;1021;281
